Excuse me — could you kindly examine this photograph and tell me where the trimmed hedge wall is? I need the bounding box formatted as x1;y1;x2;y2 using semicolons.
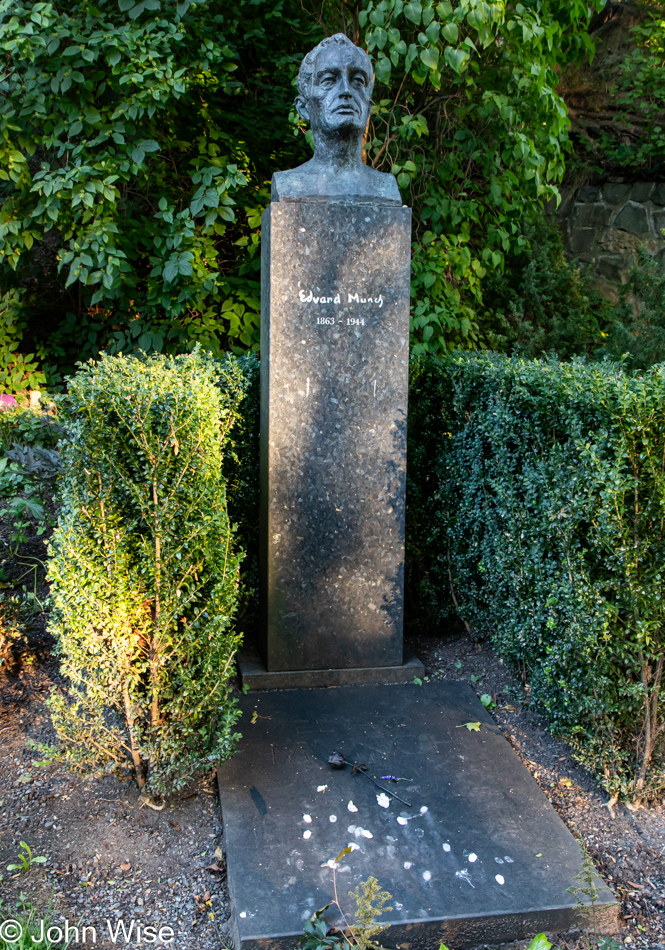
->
407;353;665;801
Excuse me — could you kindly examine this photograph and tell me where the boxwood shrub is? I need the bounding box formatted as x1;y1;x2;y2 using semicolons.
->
47;349;249;797
407;353;665;801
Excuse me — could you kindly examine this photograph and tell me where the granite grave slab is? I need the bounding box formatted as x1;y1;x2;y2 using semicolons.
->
217;682;618;949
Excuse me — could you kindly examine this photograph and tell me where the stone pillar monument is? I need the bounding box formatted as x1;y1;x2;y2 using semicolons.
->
240;33;423;688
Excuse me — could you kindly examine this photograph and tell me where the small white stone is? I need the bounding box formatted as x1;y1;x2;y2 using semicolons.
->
347;825;356;834
420;806;428;814
361;829;373;839
404;861;413;869
348;843;360;852
239;912;247;918
504;856;514;863
496;874;505;885
495;857;504;864
442;843;451;852
376;793;390;808
423;870;432;882
303;830;312;839
468;853;478;863
317;785;328;792
397;817;408;826
347;801;358;813
329;815;337;823
303;814;312;823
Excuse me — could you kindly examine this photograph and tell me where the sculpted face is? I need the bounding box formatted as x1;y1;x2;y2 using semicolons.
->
296;45;372;136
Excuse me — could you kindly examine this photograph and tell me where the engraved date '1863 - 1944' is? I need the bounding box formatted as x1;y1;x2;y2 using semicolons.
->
298;289;384;308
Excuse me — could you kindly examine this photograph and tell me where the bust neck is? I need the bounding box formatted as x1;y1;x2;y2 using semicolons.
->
311;129;364;174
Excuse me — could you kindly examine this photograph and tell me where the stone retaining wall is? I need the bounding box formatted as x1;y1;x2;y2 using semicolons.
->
558;181;665;299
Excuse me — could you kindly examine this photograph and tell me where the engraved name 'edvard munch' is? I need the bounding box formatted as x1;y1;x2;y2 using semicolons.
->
298;289;384;307
271;34;401;205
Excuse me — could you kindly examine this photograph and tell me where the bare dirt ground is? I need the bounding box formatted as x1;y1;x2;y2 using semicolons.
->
1;597;664;949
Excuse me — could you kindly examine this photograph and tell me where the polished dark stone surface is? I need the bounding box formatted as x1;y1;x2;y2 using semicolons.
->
238;649;424;690
260;201;411;673
218;682;618;949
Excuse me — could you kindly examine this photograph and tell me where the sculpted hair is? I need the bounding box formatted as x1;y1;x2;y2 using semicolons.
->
296;33;374;100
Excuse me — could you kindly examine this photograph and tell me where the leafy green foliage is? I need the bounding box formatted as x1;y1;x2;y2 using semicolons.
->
407;352;665;800
358;0;604;354
594;0;665;172
0;404;62;553
0;897;71;950
46;349;245;795
0;0;317;379
481;213;613;359
0;0;603;379
603;246;665;371
6;840;47;873
298;873;392;950
0;290;47;394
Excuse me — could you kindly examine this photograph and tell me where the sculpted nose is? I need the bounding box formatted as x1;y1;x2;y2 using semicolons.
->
339;73;352;96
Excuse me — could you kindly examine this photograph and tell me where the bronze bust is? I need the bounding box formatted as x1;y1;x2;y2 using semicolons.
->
271;33;401;205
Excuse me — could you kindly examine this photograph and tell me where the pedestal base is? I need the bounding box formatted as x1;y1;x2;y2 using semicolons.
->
238;650;425;690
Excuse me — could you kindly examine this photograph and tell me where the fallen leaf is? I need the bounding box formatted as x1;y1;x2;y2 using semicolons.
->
17;774;32;784
167;820;181;831
456;721;481;732
119;863;131;872
214;847;224;862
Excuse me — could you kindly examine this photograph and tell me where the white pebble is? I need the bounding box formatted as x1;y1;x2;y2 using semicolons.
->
347;801;358;813
495;857;504;864
329;815;337;823
504;856;514;863
303;814;312;824
468;853;478;863
239;912;247;918
303;830;312;839
397;817;408;826
423;870;432;881
495;874;505;885
347;825;356;834
317;785;328;792
376;793;390;808
420;806;428;814
361;829;373;839
348;843;360;852
442;843;451;852
404;861;413;869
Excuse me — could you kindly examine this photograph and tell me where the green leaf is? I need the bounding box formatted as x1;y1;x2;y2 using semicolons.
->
404;1;422;24
108;50;121;66
374;55;392;84
441;22;458;43
444;46;467;72
69;121;83;136
463;722;481;732
419;47;439;70
527;937;552;950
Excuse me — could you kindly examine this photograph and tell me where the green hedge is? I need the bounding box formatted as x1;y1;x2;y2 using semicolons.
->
48;349;247;797
407;353;665;801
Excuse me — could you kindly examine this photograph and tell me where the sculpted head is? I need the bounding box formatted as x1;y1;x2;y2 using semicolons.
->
296;34;374;138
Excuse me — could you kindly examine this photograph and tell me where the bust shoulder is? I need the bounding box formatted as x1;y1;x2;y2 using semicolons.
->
272;162;401;205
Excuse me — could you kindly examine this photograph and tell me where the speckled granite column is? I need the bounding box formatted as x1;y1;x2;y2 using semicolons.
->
258;200;412;677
